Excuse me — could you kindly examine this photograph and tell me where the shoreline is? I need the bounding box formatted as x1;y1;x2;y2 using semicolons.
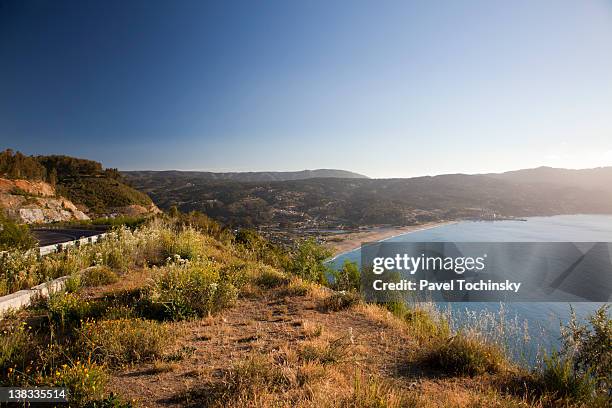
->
325;220;456;257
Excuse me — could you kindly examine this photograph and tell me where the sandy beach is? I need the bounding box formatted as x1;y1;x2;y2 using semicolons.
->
324;220;456;256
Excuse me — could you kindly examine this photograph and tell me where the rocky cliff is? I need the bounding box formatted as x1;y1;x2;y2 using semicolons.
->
0;178;90;223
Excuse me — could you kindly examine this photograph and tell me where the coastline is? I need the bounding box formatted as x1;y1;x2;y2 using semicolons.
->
325;220;456;257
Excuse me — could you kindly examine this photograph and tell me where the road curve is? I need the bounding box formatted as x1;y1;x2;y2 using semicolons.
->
31;228;108;246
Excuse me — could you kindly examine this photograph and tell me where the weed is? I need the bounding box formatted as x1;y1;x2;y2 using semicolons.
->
46;291;96;329
537;351;598;404
280;278;311;297
348;369;406;408
64;274;82;293
45;360;107;406
255;267;290;288
0;322;33;375
81;266;118;287
78;319;173;366
423;332;507;376
228;354;290;394
147;261;237;320
331;260;361;292
387;302;450;342
299;336;353;365
320;291;361;312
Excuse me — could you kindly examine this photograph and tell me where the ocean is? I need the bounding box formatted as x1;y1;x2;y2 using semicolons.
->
329;214;612;364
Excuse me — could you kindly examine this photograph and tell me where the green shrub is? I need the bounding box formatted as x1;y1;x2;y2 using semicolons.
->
528;305;612;405
92;215;148;229
559;305;611;394
81;266;118;287
161;227;203;261
47;292;93;328
146;262;237;320
175;211;227;240
235;229;289;268
64;274;82;293
44;360;107;406
0;322;33;375
331;260;360;292
0;213;36;250
255;268;290;288
78;319;173;366
423;333;506;376
288;239;332;284
539;351;597;403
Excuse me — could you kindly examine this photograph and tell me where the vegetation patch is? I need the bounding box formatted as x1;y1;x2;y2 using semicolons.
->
422;333;507;376
161;227;204;261
330;260;360;292
387;301;450;342
0;212;36;251
345;370;406;408
80;266;119;287
298;336;354;365
287;239;333;284
43;360;107;406
46;291;100;329
319;291;361;312
0;322;34;374
227;354;291;396
520;305;612;406
254;267;290;288
145;261;239;320
78;319;173;366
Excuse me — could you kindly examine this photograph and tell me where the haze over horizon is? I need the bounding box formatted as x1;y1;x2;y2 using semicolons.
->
123;164;612;180
2;0;612;178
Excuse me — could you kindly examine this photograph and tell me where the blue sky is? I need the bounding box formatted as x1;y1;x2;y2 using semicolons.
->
1;0;611;178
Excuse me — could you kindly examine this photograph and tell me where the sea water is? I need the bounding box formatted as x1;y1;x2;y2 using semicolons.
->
329;214;612;365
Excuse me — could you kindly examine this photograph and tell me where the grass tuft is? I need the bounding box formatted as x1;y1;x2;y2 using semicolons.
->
422;332;507;376
320;291;361;312
81;266;119;287
78;319;174;366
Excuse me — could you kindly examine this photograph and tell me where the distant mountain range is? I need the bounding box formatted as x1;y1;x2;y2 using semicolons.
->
487;166;612;193
123;169;368;184
123;166;612;228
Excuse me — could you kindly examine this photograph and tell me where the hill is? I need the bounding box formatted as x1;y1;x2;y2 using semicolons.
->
489;166;612;192
2;218;608;407
123;169;367;187
124;168;612;228
0;149;159;221
0;177;90;224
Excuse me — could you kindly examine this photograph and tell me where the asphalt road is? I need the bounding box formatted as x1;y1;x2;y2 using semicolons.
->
32;228;108;246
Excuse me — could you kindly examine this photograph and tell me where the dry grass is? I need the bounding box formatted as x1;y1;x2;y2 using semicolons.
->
421;333;509;376
319;291;361;312
2;219;596;408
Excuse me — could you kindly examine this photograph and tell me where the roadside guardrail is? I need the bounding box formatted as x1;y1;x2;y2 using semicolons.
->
0;232;110;316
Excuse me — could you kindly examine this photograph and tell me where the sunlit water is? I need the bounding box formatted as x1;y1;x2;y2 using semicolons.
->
328;214;612;365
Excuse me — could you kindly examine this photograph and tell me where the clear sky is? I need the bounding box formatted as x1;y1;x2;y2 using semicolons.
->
1;0;611;178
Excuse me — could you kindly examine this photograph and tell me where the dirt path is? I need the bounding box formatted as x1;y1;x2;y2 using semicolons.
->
109;286;418;407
